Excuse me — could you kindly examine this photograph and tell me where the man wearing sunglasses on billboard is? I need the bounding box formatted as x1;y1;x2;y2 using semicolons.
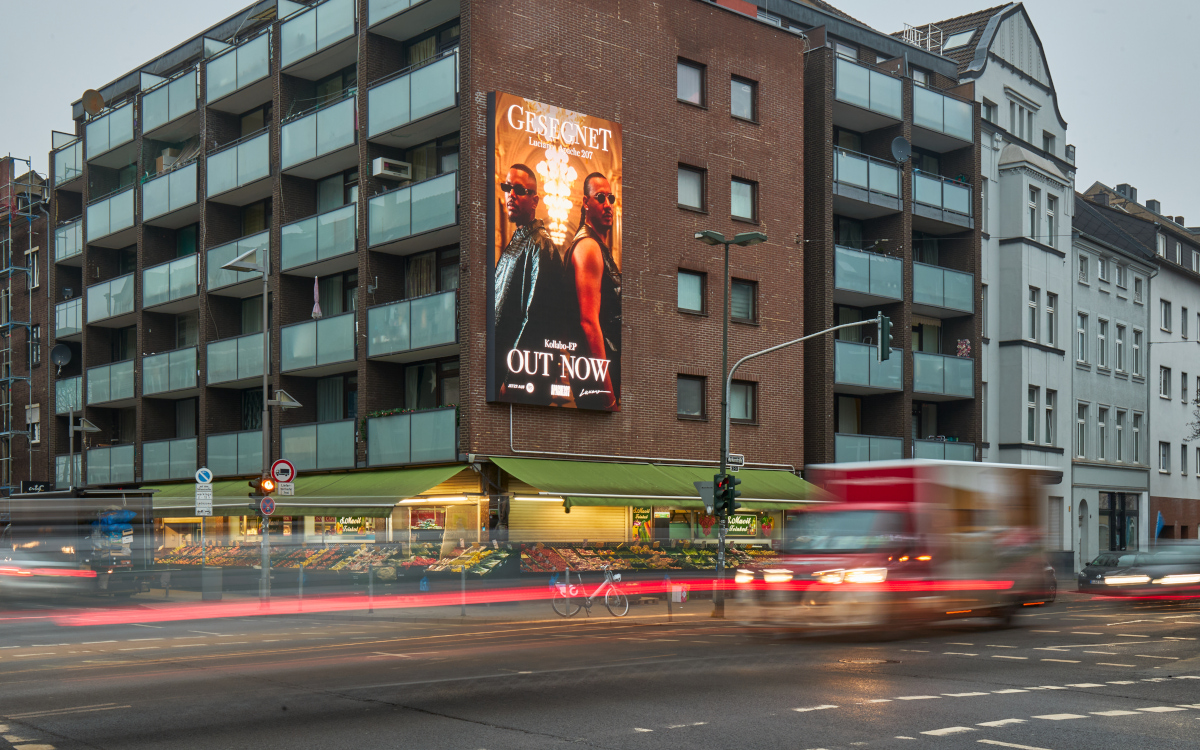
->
494;164;557;399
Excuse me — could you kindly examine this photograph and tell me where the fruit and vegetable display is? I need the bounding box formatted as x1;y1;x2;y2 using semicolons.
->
519;542;778;572
154;542;512;577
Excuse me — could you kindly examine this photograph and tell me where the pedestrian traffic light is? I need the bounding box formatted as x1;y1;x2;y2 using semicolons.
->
248;476;276;500
714;473;743;518
877;312;893;362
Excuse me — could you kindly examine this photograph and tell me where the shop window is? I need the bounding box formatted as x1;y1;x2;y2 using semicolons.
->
730;380;756;423
678;270;705;313
677;375;704;417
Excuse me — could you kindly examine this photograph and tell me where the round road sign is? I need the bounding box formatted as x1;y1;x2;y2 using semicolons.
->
195;467;213;484
260;497;276;516
270;459;296;483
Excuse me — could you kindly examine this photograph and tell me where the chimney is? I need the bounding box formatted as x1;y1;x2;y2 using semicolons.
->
1093;193;1109;206
1146;199;1161;214
1176;216;1186;225
1115;183;1138;203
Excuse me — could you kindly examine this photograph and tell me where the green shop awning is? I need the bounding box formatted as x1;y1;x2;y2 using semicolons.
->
146;464;465;518
491;457;823;511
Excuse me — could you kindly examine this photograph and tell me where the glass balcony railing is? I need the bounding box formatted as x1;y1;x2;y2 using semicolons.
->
85;103;134;160
281;419;356;471
207;231;268;291
833;148;900;197
55;298;82;338
142;70;197;133
87;444;135;486
914;439;975;461
281;312;355;372
143;346;197;396
281;95;356;170
143;161;198;221
86;273;135;323
368;0;418;25
55;218;83;262
143;254;198;308
368;49;458;137
913;171;972;216
368;407;456;466
834;433;903;463
56;454;82;487
281;203;357;270
834;339;902;390
206;32;270;102
55;375;83;415
913;262;974;313
143;437;197;481
53;139;82;186
87;360;135;404
86;186;135;242
367;290;456;357
206;130;270;197
834;245;902;300
281;0;355;69
912;351;975;398
834;57;902;119
207;430;264;477
913;86;973;143
368;171;458;247
207;332;265;385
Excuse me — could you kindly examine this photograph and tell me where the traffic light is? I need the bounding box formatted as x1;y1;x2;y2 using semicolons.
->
877;312;893;362
248;476;276;500
714;473;743;518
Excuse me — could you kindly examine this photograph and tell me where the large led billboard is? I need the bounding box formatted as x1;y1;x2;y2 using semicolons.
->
487;92;623;411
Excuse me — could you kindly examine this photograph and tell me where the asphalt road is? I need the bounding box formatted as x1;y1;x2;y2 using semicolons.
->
1;592;1198;750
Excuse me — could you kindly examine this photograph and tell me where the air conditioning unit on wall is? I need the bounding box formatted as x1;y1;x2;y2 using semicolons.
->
372;157;412;181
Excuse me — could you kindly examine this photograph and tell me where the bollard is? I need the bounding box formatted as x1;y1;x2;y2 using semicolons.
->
368;563;374;614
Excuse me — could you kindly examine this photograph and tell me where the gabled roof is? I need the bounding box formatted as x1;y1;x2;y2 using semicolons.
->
890;5;1008;71
790;0;864;25
1073;194;1156;264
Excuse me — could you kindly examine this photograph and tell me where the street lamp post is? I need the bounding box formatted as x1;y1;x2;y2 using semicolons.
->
66;412;99;489
693;230;767;618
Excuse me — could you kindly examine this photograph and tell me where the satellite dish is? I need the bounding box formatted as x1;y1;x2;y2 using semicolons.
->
82;89;105;116
890;136;912;163
50;344;72;367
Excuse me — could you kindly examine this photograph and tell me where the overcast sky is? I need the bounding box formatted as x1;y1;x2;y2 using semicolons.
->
4;1;1198;218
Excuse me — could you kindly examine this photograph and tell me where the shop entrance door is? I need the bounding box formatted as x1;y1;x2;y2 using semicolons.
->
1099;492;1138;552
1077;499;1089;569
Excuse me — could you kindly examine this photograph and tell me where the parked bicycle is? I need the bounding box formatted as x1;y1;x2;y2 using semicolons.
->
552;564;629;617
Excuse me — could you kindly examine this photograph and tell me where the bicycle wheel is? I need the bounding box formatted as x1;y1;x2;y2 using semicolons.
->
552;588;582;617
604;587;629;617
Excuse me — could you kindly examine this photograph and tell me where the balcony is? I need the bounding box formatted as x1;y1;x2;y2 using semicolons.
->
207;430;264;477
87;444;135;486
142;346;198;397
367;48;459;150
206;30;271;113
142;161;200;229
367;290;457;362
85;102;135;168
913;439;976;461
55;298;82;340
142;437;197;481
912;262;973;317
832;148;901;218
52;138;83;191
56;454;82;487
367;171;458;256
833;245;902;307
207;332;265;388
832;56;902;132
911;86;974;151
281;419;356;471
280;0;357;80
834;433;903;463
55;375;83;415
86;273;136;327
207;231;268;297
281;95;357;178
142;69;199;141
281;203;357;275
87;360;135;407
206;130;271;205
281;311;355;376
55;217;83;266
911;171;973;232
833;339;902;395
368;0;457;42
912;351;975;400
368;406;456;466
85;186;136;248
143;254;199;312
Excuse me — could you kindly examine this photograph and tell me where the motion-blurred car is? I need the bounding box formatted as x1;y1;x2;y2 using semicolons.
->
1078;547;1200;596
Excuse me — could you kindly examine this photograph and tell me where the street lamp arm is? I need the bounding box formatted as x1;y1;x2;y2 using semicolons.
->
726;318;880;392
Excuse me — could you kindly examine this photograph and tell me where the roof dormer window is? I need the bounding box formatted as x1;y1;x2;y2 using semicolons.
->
943;30;975;50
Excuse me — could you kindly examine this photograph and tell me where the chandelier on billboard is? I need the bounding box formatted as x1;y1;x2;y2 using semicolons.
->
536;144;578;246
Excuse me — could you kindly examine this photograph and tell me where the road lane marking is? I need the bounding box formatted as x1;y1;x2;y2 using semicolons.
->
1071;632;1103;635
1084;651;1118;654
868;699;893;703
1138;706;1187;712
921;727;975;736
1030;630;1059;633
130;623;162;628
1178;704;1200;709
1041;659;1080;663
1033;714;1088;720
171;644;205;648
992;689;1028;694
896;696;941;700
992;655;1027;660
1136;655;1179;659
1092;710;1140;716
1107;681;1136;684
977;719;1026;727
1066;683;1106;688
945;652;979;656
948;642;975;646
633;728;653;732
129;638;163;642
793;705;838;712
12;653;55;658
1117;634;1149;638
977;741;1054;750
118;647;160;651
986;645;1018;648
1097;663;1137;667
945;692;990;697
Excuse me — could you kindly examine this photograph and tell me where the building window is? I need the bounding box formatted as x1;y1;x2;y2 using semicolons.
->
982;382;988;437
1078;254;1088;283
1116;325;1126;371
1161;366;1172;398
676;375;704;417
1193;250;1200;273
29;324;40;366
25;248;38;289
1046;293;1057;346
731;178;756;220
677;59;704;105
1175;241;1182;264
1076;313;1087;362
1134;277;1143;304
981;179;989;233
1029;187;1039;239
1184;372;1190;405
1027;387;1038;443
1160;441;1171;472
1133;413;1143;463
982;99;997;123
731;77;756;121
1161;299;1172;331
1098;255;1109;282
982;284;989;337
1157;233;1166;257
730;279;757;322
677;270;705;313
730;380;756;423
1186;445;1191;476
1047;195;1057;248
1183;307;1190;339
1038;389;1054;446
1098;319;1108;368
1027;287;1039;340
911;67;929;87
1116;410;1125;461
1133;329;1143;376
1116;265;1128;288
834;41;857;60
1098;407;1108;460
1076;402;1087;458
1042;131;1056;154
25;404;39;444
677;165;704;210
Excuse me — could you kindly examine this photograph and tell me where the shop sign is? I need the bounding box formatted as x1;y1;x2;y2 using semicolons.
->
726;514;758;537
632;508;651;542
